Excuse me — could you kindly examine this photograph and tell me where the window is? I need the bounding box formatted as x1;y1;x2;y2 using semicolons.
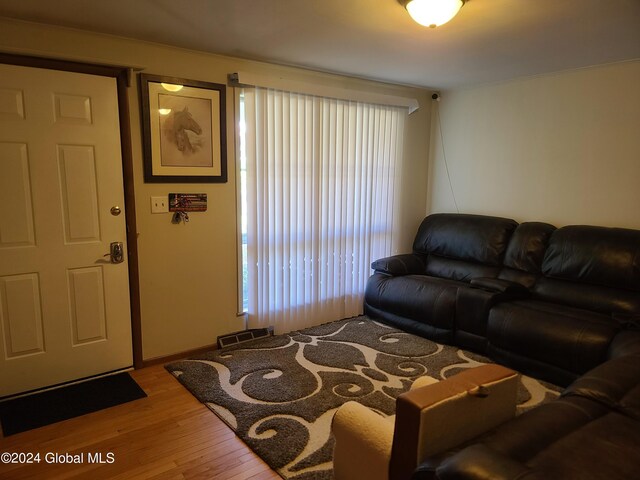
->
239;87;406;333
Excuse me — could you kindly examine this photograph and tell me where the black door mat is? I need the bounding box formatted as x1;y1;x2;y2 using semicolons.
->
0;372;147;436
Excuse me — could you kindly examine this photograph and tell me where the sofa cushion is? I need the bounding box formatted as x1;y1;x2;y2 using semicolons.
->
452;400;640;480
364;305;456;344
413;214;517;266
365;273;458;342
480;394;610;463
416;393;613;479
526;412;640;479
432;444;546;480
487;300;619;382
502;222;556;274
424;256;501;283
562;353;640;420
542;225;640;291
533;277;640;316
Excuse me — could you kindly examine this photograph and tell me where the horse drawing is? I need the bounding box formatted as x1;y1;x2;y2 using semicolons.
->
162;106;203;154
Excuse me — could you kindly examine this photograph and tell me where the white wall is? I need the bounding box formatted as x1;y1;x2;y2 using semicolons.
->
0;17;431;360
428;61;640;229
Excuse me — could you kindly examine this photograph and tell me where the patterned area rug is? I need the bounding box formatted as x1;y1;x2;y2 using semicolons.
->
166;317;561;479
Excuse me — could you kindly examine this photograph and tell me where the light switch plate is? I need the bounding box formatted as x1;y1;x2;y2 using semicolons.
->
151;196;168;213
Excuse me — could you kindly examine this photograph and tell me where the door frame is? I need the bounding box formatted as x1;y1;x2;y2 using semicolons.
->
0;52;143;369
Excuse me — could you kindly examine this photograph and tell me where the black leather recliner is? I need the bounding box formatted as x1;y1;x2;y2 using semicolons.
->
364;213;640;479
365;213;640;387
487;225;640;386
364;214;518;343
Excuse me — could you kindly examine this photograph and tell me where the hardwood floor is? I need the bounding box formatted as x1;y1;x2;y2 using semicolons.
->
0;365;281;480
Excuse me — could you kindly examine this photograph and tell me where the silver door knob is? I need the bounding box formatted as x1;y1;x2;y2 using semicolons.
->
103;242;124;263
110;206;122;216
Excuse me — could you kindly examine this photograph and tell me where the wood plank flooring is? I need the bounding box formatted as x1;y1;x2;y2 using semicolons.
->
0;365;281;480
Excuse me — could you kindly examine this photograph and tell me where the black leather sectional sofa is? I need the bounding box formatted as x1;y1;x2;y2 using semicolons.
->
363;213;640;479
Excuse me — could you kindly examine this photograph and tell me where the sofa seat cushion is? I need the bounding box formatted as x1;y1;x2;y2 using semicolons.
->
533;277;640;316
563;353;640;419
526;411;640;479
365;273;460;342
434;402;640;480
415;394;612;479
487;300;619;384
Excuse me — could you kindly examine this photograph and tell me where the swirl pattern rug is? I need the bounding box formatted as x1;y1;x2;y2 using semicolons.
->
165;317;561;479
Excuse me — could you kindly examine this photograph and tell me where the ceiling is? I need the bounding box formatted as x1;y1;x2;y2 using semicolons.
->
0;0;639;89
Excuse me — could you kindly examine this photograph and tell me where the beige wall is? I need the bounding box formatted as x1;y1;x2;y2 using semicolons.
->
428;60;640;229
0;17;431;360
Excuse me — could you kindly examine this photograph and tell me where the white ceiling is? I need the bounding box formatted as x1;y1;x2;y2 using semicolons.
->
1;0;639;89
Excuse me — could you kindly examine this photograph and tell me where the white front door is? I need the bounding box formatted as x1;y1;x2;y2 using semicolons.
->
0;63;133;397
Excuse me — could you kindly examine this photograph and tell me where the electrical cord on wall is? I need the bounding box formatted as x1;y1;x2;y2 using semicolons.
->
434;96;460;213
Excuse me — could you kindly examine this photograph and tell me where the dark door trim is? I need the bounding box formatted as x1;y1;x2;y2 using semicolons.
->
0;52;144;369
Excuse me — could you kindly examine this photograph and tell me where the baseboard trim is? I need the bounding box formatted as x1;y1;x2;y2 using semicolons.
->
141;343;218;368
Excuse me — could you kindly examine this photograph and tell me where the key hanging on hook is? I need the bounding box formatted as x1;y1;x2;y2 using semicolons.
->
172;211;189;224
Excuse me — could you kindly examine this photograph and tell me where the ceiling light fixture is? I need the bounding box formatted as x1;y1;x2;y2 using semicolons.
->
399;0;467;28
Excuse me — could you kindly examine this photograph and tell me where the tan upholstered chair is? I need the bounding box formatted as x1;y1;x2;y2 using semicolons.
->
332;365;519;480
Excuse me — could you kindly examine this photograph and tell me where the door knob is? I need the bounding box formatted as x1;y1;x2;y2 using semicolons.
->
110;206;122;216
104;242;124;264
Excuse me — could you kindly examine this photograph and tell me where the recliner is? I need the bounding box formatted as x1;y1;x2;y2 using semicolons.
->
364;213;518;343
365;213;640;387
486;225;640;385
363;213;640;479
454;221;555;353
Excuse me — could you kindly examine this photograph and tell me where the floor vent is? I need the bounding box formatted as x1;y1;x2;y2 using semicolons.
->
217;327;274;349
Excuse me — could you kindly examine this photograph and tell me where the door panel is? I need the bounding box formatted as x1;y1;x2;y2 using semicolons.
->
58;145;101;243
68;266;107;345
0;63;132;397
0;273;44;358
0;142;35;247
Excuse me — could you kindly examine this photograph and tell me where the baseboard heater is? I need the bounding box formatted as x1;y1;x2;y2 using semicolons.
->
217;327;274;349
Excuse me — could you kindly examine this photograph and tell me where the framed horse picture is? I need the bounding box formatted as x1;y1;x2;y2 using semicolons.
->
139;74;227;183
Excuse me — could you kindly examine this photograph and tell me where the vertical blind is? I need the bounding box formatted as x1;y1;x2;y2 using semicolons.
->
242;87;406;333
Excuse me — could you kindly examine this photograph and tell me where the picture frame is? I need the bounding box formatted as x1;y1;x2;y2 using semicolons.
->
139;74;227;183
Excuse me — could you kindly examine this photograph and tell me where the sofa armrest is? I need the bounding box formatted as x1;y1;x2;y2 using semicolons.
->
372;254;426;276
455;282;526;352
470;277;529;295
390;365;519;480
333;401;395;480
